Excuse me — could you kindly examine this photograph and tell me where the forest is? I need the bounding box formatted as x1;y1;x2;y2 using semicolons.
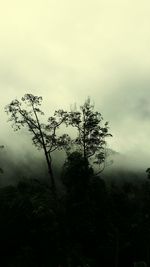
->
0;93;149;267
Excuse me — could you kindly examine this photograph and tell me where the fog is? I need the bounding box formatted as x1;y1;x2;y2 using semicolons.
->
0;0;150;177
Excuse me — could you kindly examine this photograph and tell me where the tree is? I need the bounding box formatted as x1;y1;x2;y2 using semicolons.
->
5;94;70;195
62;151;93;192
65;97;112;174
146;168;150;179
0;179;60;266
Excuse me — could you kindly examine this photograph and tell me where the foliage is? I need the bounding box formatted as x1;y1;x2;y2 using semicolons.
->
146;168;150;179
0;171;149;266
62;151;93;189
65;97;112;174
5;94;70;193
3;93;150;266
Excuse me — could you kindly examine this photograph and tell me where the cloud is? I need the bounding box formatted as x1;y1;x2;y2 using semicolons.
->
0;0;150;170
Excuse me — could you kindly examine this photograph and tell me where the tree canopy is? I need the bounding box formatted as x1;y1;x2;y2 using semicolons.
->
65;97;112;174
5;94;70;195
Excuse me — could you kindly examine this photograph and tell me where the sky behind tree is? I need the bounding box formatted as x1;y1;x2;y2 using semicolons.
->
0;0;150;170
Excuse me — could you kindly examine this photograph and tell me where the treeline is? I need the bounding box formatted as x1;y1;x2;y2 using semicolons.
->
0;168;149;266
0;94;149;266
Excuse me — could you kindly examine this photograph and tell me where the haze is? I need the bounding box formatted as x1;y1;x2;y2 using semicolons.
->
0;0;150;172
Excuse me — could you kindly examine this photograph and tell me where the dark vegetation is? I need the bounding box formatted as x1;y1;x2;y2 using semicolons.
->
0;94;149;266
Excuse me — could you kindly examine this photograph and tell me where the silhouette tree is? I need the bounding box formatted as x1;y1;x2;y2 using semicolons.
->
62;150;110;267
0;179;60;267
65;97;112;174
5;94;70;195
146;168;150;179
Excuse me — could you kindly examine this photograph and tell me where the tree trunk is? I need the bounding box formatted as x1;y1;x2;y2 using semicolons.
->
32;104;57;196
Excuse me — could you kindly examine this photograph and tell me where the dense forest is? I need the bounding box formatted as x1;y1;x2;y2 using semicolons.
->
0;94;149;267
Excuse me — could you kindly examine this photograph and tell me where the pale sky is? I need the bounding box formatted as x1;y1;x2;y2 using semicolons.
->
0;0;150;170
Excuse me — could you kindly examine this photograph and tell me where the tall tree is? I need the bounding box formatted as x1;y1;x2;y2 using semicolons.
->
65;97;112;174
5;94;70;194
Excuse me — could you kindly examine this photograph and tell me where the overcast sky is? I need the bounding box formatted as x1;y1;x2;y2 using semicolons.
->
0;0;150;170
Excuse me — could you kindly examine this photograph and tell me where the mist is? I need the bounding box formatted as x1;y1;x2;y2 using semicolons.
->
0;0;150;178
1;2;150;266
